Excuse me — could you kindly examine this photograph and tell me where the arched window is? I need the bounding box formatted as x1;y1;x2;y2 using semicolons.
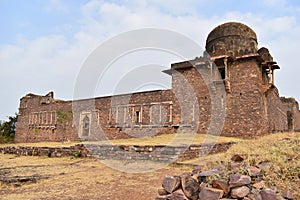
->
82;115;90;136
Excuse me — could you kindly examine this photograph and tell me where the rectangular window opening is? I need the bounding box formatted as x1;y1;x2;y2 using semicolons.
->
218;67;226;79
136;111;141;123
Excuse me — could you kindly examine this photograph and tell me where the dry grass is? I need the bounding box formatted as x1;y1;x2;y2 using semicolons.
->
0;154;193;200
1;132;298;199
0;133;243;148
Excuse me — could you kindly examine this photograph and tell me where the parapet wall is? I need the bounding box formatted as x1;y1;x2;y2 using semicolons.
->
0;142;235;162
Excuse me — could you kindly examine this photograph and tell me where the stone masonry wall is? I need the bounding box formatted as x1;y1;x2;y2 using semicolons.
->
222;57;269;138
15;22;300;142
15;93;78;143
0;142;235;162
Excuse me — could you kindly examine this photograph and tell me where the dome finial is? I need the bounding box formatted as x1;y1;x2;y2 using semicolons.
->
206;22;258;58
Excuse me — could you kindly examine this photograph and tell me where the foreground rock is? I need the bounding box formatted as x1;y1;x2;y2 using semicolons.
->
156;156;290;200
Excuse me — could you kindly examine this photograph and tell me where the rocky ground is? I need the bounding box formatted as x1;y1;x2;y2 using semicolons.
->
156;154;295;200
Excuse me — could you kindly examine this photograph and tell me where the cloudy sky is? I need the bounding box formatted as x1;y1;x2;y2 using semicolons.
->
1;0;300;120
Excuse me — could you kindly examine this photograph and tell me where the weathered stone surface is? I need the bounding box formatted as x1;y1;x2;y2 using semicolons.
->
282;190;293;200
155;195;168;200
228;163;242;173
231;186;250;198
199;187;224;200
229;174;251;188
248;166;261;177
198;169;220;182
156;189;188;200
220;199;237;200
191;167;202;175
162;176;181;194
257;162;272;171
158;188;169;196
231;154;248;162
181;174;199;200
170;189;188;200
260;189;276;200
212;180;230;195
199;182;208;188
252;181;265;189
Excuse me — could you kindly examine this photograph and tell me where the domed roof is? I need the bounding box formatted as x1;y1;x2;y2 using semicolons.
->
205;22;258;58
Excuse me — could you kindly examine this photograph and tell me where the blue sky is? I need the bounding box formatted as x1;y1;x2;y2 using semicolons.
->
1;0;300;120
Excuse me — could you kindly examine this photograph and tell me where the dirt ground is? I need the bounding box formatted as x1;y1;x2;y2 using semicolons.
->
0;154;193;200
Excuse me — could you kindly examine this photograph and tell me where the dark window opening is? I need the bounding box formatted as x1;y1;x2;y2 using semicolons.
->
287;111;294;130
218;67;226;79
136;111;141;123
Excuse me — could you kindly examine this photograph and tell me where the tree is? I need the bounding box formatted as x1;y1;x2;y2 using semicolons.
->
0;113;18;143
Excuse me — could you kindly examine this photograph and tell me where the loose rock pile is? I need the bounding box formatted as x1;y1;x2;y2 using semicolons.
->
156;155;293;200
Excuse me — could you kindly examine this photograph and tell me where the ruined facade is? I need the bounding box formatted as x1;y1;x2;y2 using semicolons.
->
15;22;300;143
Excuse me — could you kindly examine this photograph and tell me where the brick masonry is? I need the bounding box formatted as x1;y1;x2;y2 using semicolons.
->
15;22;300;143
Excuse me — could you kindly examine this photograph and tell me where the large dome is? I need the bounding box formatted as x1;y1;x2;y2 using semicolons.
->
205;22;258;58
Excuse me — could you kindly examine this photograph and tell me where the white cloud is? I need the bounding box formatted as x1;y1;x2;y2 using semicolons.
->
262;0;287;7
45;0;69;13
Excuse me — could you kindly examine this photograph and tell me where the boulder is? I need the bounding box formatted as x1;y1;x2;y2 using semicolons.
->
260;189;276;200
231;154;248;162
158;188;168;196
198;169;220;182
247;166;261;177
162;176;181;193
228;162;242;173
231;186;250;198
229;174;251;188
257;162;272;171
181;173;199;200
170;189;189;200
199;187;224;200
212;180;230;195
191;167;202;175
252;181;265;189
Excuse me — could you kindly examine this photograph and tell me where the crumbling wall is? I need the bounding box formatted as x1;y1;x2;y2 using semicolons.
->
15;93;77;143
265;88;289;132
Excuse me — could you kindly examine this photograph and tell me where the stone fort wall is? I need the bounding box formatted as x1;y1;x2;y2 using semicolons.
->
15;22;300;143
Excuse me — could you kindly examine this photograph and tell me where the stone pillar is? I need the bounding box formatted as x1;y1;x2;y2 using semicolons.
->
116;106;119;124
159;104;162;123
132;107;135;123
140;105;143;123
224;57;228;79
169;104;173;123
123;107;127;124
50;112;53;125
150;106;152;123
108;108;111;124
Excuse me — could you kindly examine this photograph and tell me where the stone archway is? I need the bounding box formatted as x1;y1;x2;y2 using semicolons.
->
80;112;91;139
82;115;90;137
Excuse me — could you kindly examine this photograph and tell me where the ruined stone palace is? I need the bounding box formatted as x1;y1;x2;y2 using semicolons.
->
15;22;300;143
